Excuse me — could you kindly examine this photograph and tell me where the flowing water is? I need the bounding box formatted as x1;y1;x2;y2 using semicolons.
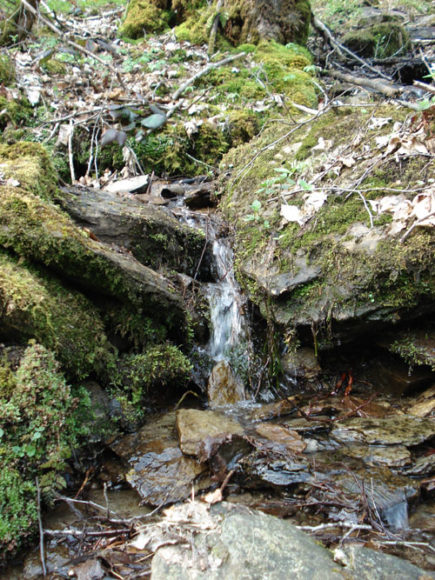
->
176;205;250;364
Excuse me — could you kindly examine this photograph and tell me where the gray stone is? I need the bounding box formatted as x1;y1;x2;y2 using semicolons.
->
151;503;345;579
339;544;434;579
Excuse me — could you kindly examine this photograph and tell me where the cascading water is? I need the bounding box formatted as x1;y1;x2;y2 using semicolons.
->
174;204;250;364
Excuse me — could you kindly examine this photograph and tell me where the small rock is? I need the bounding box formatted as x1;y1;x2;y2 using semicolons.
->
281;347;321;381
176;408;244;457
207;360;245;408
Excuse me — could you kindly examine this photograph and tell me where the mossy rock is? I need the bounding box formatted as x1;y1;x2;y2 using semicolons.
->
0;251;112;379
0;141;59;201
112;344;193;408
343;20;411;58
0;186;187;337
0;96;32;133
220;105;435;346
119;0;171;38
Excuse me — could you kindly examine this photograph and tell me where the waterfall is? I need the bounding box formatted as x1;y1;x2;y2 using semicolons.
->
175;206;249;363
207;235;247;361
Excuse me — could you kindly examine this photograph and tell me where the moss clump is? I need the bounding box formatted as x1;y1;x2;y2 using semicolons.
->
134;122;229;176
41;59;67;75
111;344;193;407
0;343;84;559
225;110;260;147
0;251;113;379
0;54;15;84
0;96;32;132
390;330;435;372
0;141;59;201
119;0;170;38
343;21;411;58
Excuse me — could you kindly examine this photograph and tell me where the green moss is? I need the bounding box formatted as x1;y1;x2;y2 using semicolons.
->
0;141;59;201
343;21;411;58
0;251;113;379
0;97;32;132
221;104;435;339
0;54;15;84
390;331;435;371
119;0;170;39
111;344;193;407
103;304;168;350
41;58;67;75
0;343;85;559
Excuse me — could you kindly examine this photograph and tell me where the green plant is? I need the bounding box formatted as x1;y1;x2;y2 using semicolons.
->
0;343;87;558
244;200;270;228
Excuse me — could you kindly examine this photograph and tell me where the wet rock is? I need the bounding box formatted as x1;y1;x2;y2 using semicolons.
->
207;361;245;408
176;408;244;457
22;544;70;579
248;396;299;422
282;415;331;434
403;454;435;477
111;413;208;506
338;544;432;580
342;444;411;468
254;423;307;454
331;416;435;447
367;354;434;395
241;250;321;298
408;385;435;417
103;175;149;194
60;185;211;279
240;450;311;488
151;503;344;580
281;347;321;381
184;182;216;209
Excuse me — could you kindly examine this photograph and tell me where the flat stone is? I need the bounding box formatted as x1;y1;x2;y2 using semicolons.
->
176;409;244;457
254;423;307;454
342;444;411;467
331;416;435;447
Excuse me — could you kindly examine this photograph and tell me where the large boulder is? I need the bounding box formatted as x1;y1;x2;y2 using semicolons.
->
220;104;435;347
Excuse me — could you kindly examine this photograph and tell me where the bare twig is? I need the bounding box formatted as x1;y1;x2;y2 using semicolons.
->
413;80;435;95
36;477;47;577
172;52;246;101
68;119;75;183
312;15;392;81
329;70;401;98
400;210;435;242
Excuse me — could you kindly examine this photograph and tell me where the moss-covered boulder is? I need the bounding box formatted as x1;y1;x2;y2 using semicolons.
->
0;184;187;335
0;251;112;379
0;343;85;559
119;0;172;38
220;104;435;348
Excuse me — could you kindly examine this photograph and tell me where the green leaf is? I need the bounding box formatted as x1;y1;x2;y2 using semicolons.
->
298;179;313;191
141;113;167;130
251;200;262;212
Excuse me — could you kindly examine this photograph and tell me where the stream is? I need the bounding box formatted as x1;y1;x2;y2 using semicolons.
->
3;185;434;579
